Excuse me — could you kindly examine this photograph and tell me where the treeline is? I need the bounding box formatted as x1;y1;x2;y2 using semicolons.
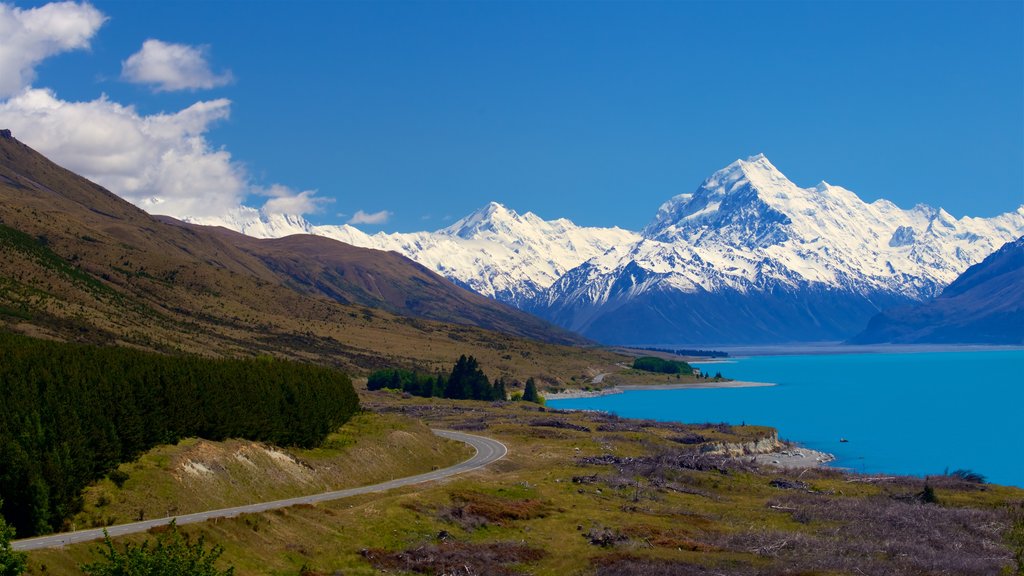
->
367;355;541;403
632;356;696;374
639;347;729;358
0;332;359;537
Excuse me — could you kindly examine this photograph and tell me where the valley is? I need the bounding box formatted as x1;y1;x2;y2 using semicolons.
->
18;389;1024;576
1;131;1023;575
2;2;1022;574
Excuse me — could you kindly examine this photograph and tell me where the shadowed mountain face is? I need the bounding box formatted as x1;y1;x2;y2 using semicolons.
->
850;236;1024;345
0;130;587;371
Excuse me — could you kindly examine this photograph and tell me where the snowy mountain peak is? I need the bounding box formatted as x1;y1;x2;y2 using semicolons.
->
181;154;1023;345
718;153;790;191
440;201;521;238
643;154;796;244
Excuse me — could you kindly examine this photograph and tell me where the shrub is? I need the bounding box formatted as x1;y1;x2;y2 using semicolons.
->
81;522;234;576
947;469;986;484
107;470;129;489
632;356;694;375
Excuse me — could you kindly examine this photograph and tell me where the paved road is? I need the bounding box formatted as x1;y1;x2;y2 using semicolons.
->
13;430;506;551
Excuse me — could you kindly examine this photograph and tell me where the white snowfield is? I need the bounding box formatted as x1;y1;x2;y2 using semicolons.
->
191;201;640;306
188;155;1024;311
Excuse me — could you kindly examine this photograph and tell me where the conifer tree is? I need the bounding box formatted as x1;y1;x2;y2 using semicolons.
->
0;502;27;576
493;378;507;401
523;377;540;403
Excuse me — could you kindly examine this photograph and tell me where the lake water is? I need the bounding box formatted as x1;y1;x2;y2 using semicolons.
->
548;350;1024;487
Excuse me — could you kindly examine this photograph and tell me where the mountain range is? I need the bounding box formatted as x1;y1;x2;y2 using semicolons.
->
1;129;608;382
851;235;1024;345
192;154;1024;345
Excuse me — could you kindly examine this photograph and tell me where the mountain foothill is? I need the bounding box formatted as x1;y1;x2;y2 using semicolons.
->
0;129;617;380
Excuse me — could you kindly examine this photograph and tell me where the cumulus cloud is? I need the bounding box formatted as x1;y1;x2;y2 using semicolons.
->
256;184;329;216
0;1;106;97
0;88;247;218
347;209;392;225
121;39;232;92
0;2;324;225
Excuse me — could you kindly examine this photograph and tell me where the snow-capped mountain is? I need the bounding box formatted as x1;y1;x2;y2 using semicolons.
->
534;155;1024;344
851;235;1024;345
189;154;1023;345
187;202;639;306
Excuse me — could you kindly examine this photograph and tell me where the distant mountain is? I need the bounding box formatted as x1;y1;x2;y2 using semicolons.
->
203;154;1023;345
534;155;1023;344
163;219;585;344
0;130;590;376
188;202;639;306
850;236;1024;344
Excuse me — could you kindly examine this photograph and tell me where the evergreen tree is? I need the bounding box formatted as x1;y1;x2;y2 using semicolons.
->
467;363;492;401
0;333;359;537
0;502;27;576
445;355;471;399
445;355;492;400
523;378;540;403
493;378;507;401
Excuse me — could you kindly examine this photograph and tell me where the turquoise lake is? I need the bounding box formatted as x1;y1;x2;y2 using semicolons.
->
548;350;1024;487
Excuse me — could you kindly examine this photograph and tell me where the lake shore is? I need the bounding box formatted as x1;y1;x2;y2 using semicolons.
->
545;379;774;400
745;445;836;469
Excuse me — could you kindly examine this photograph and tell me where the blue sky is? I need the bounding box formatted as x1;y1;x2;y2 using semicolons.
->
2;0;1022;231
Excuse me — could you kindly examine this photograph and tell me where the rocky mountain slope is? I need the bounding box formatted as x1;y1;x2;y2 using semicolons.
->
851;236;1024;344
198;153;1023;345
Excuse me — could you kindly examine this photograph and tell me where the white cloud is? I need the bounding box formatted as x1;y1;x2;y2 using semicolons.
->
347;209;392;225
121;39;232;92
0;87;247;218
0;2;316;224
256;184;329;216
0;1;106;97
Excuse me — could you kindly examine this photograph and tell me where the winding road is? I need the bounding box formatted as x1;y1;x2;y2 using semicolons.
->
12;430;507;551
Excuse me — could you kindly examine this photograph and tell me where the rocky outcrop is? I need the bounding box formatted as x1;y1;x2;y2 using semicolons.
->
704;430;782;456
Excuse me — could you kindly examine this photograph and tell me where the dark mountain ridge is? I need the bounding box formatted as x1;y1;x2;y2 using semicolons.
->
850;236;1024;345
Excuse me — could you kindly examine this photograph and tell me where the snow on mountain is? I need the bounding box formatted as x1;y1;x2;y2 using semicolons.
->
186;202;639;305
635;154;1023;297
851;235;1024;345
188;154;1023;344
535;154;1024;343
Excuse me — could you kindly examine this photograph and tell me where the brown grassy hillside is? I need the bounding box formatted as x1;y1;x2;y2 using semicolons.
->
0;129;621;380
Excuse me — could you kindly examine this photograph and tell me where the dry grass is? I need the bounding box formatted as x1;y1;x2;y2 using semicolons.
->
1;135;629;385
24;391;1024;576
71;413;471;529
363;540;546;575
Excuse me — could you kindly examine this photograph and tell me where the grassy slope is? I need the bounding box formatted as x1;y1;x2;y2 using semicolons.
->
69;413;472;530
26;392;1024;576
0;133;621;384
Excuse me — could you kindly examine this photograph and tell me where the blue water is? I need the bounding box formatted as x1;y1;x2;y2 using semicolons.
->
549;350;1024;487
